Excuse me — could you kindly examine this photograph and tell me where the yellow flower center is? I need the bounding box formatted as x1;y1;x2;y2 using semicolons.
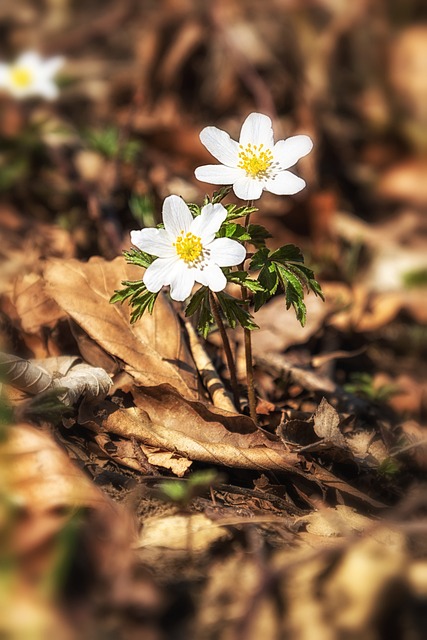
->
238;143;273;178
10;66;33;89
174;231;203;263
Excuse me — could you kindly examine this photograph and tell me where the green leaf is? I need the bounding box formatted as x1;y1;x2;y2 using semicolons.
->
225;204;258;221
270;244;304;264
227;271;265;292
110;280;159;322
246;223;272;248
203;185;232;206
217;222;250;241
122;247;155;269
216;292;259;331
249;247;270;270
187;202;201;216
185;287;213;338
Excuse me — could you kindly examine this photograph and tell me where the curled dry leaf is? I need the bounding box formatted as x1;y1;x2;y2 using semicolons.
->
44;256;199;398
0;353;112;406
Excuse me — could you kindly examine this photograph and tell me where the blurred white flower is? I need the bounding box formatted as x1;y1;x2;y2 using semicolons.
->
131;195;246;301
0;52;64;100
195;112;313;200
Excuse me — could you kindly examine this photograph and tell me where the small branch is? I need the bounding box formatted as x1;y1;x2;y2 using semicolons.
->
184;318;237;413
208;291;241;412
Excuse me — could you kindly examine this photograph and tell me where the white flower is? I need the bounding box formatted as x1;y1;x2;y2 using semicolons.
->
0;51;64;100
195;112;313;200
130;195;246;302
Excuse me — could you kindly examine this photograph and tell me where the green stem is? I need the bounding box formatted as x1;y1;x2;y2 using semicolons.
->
242;204;258;425
208;291;241;412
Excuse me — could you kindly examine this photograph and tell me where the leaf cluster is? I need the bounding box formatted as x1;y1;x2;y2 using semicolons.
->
250;244;324;326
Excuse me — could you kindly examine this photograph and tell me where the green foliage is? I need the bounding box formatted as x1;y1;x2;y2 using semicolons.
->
402;267;427;288
225;202;258;221
110;279;159;323
185;287;213;338
226;271;265;293
344;372;400;403
216;291;259;331
158;469;223;508
250;244;324;325
129;194;156;228
377;457;401;478
203;185;232;205
217;222;250;241
121;247;155;269
85;126;140;162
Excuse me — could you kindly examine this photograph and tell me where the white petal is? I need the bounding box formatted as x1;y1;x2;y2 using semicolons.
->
265;170;306;195
33;79;58;100
209;238;246;267
194;164;243;185
196;264;227;292
169;262;196;301
199;126;239;166
130;228;174;258
233;176;264;200
16;51;42;70
0;64;9;85
42;56;65;78
273;135;313;170
143;257;178;292
239;113;274;149
162;195;193;238
190;203;227;243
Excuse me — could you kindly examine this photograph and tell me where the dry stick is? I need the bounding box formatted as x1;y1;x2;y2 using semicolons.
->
242;210;258;425
208;291;241;412
184;318;237;413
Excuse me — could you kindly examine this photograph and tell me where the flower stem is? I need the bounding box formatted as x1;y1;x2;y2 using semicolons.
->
242;205;258;425
208;290;241;412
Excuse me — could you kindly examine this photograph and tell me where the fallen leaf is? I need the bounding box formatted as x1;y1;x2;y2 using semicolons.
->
44;256;199;398
137;513;230;552
313;398;347;449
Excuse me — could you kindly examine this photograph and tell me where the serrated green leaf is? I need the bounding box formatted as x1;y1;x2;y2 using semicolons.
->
185;287;213;338
110;280;159;322
203;185;233;206
246;223;272;248
217;222;250;241
225;204;258;221
187;202;201;216
276;265;304;298
123;247;155;269
249;247;270;270
216;292;259;331
270;244;304;264
227;271;265;292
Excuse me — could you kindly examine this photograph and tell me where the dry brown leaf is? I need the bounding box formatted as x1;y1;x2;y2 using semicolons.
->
44;256;199;398
251;294;327;354
12;273;66;334
137;513;230;552
89;390;301;474
313;397;347;449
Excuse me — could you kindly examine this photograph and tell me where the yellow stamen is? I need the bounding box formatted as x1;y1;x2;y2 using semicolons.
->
10;66;33;89
174;231;203;263
238;143;273;178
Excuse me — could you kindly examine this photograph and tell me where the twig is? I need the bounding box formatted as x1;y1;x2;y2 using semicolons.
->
208;292;241;411
184;318;237;413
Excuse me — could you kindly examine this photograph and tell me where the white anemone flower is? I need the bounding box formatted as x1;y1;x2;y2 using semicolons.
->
195;112;313;201
130;195;246;302
0;51;64;100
